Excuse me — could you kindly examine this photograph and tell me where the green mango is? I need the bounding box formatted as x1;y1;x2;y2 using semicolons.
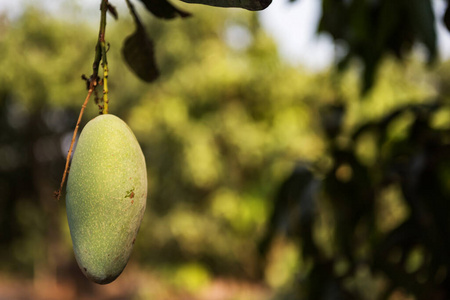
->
66;114;147;284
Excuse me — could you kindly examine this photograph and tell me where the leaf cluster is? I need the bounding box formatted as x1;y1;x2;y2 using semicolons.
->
261;99;450;299
117;0;271;82
307;0;438;93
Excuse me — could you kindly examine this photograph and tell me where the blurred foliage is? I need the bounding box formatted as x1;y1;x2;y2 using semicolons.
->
262;99;450;300
313;0;437;93
1;1;450;300
0;5;321;298
258;1;450;299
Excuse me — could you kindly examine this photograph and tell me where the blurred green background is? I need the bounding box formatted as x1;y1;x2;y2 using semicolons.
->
1;1;450;299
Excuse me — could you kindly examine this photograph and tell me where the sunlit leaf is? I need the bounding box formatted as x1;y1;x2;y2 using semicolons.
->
138;0;191;19
179;0;271;11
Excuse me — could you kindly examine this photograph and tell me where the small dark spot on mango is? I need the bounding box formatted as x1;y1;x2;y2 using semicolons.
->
124;188;136;199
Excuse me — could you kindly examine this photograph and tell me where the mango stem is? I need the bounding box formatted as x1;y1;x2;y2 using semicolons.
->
54;87;94;201
54;0;111;199
91;0;110;114
99;0;109;114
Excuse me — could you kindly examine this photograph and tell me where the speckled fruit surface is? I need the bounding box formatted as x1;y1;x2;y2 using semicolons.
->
66;114;147;284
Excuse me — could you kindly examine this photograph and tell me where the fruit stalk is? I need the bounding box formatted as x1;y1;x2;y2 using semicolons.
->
125;0;140;25
92;0;110;114
55;88;94;201
99;0;109;114
55;0;110;199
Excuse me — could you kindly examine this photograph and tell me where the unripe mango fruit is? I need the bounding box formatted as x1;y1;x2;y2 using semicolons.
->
66;114;147;284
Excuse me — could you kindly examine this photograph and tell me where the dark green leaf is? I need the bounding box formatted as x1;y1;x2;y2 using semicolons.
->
408;0;436;62
320;103;345;139
444;2;450;32
107;3;118;20
122;25;159;83
138;0;191;19
259;166;320;258
179;0;271;11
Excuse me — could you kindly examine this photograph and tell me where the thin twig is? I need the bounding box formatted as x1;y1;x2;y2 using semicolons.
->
99;0;109;114
125;0;142;26
90;0;109;114
54;86;94;201
101;40;109;114
54;0;111;199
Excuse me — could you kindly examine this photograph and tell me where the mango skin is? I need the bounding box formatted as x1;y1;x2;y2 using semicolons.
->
66;114;147;284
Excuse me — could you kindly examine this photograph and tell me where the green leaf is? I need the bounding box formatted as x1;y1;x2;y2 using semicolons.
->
122;24;159;83
138;0;191;19
408;0;436;62
444;2;450;32
107;3;119;20
179;0;271;11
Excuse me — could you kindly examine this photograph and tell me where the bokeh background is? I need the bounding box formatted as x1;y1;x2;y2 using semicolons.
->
1;0;450;299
